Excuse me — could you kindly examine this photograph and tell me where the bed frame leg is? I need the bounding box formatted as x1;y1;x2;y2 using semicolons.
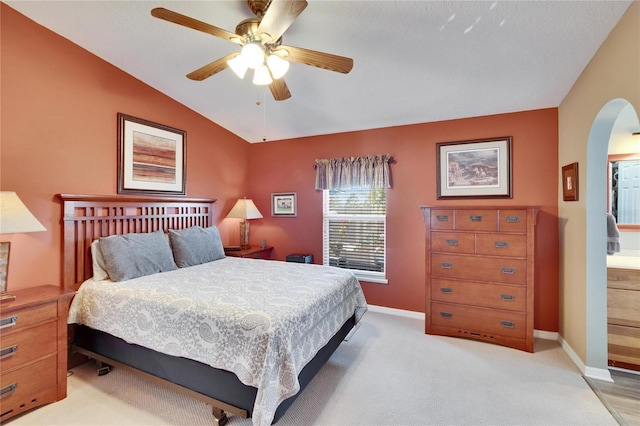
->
95;360;111;376
211;407;228;426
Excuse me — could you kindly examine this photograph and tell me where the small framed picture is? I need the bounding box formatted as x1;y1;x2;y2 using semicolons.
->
562;162;579;201
436;137;512;199
0;242;10;294
117;113;186;195
271;193;297;217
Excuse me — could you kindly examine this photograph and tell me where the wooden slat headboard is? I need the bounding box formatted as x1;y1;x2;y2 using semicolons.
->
58;194;216;290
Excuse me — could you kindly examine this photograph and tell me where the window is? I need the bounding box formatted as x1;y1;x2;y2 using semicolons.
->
323;188;387;283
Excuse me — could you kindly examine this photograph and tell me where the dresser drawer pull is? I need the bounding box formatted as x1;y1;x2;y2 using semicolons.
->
445;239;459;246
0;345;17;359
501;267;516;274
0;316;17;329
470;215;483;222
440;262;453;269
500;294;515;301
440;312;453;319
0;383;17;399
505;216;521;223
436;215;449;222
500;320;516;329
494;241;509;248
440;287;453;294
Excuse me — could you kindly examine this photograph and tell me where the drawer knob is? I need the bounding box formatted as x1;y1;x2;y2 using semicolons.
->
500;320;516;328
505;216;521;223
0;345;18;359
0;316;17;329
494;241;509;248
440;262;453;269
0;383;17;399
470;215;483;222
436;215;449;222
440;287;453;294
501;267;516;275
445;239;459;246
500;294;516;301
440;312;453;319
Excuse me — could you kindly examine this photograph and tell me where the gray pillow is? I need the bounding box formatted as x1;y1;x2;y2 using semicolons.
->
99;230;178;282
168;226;225;268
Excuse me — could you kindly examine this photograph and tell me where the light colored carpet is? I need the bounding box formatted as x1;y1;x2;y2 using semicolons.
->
11;311;616;426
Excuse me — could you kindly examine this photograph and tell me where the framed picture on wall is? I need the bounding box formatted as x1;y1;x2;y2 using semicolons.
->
436;136;513;199
117;113;186;195
562;162;579;201
271;193;297;217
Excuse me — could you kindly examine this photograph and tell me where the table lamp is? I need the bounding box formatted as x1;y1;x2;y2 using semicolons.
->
0;192;47;301
225;198;263;248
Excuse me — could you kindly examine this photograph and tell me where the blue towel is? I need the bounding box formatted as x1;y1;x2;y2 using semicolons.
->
606;213;621;255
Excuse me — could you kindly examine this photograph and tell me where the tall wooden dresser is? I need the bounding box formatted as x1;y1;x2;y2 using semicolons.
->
421;206;538;352
0;285;75;422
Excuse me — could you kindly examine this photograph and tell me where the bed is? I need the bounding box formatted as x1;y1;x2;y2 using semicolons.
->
59;194;367;426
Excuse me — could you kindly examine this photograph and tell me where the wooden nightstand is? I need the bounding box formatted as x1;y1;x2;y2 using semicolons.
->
0;285;75;422
224;245;273;260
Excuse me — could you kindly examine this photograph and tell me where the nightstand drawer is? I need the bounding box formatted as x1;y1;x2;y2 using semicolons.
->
431;232;475;254
0;355;57;420
431;278;526;312
432;254;527;285
476;234;527;257
0;302;57;334
0;321;57;371
431;302;526;339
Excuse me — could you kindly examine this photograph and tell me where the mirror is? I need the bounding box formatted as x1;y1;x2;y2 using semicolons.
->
608;153;640;229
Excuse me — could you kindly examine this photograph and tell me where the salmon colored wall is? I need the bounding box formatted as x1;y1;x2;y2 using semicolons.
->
1;4;250;291
249;109;560;331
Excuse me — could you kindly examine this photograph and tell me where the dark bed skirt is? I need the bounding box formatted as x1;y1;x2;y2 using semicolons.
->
73;314;356;423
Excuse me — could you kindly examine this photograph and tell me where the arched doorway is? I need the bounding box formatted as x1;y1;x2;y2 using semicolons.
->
585;98;639;378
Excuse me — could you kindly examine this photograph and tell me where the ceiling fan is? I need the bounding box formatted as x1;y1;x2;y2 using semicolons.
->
151;0;354;101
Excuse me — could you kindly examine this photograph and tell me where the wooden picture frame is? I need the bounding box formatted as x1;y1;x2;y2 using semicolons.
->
117;113;186;195
562;162;579;201
0;242;10;294
436;136;513;199
271;193;297;217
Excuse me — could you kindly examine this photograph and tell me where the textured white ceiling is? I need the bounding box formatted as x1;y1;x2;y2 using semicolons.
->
5;1;632;143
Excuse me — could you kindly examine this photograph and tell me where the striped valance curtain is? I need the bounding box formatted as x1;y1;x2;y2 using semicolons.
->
314;154;393;190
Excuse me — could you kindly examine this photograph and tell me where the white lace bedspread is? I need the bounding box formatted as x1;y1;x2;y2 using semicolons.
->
68;257;367;426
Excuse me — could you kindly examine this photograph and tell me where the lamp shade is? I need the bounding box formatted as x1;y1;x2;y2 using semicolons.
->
0;192;46;234
226;198;263;220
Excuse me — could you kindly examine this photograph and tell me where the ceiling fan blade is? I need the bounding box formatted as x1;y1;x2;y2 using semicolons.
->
273;45;353;74
187;53;238;81
269;78;292;101
257;0;308;44
151;8;242;45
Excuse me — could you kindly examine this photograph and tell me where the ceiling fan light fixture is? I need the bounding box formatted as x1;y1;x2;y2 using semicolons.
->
253;64;273;85
227;55;248;79
241;41;265;69
266;54;289;79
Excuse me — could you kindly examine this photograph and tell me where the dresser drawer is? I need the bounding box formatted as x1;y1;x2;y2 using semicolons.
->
431;302;526;339
431;278;527;312
476;233;527;257
499;210;528;233
0;321;57;372
0;302;57;334
0;354;57;407
454;210;498;231
430;209;454;230
432;254;527;285
431;232;475;254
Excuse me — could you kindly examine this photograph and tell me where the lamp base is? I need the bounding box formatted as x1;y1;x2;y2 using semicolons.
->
240;221;250;248
0;291;16;302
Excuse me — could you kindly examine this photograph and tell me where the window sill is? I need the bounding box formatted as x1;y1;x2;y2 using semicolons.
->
353;272;388;284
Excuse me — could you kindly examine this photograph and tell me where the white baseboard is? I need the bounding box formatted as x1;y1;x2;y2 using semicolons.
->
558;335;613;382
534;329;559;341
367;304;424;320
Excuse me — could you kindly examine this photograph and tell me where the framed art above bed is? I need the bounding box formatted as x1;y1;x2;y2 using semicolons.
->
117;113;186;196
